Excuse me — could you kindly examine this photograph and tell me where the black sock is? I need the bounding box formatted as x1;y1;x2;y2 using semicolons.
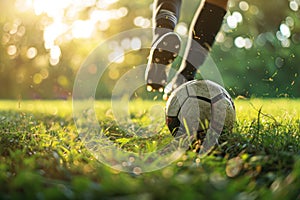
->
153;0;182;38
181;2;227;79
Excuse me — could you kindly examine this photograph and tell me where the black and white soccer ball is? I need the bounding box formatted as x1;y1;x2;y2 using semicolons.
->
165;80;236;142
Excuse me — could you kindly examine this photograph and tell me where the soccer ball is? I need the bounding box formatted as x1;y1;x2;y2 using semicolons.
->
165;80;236;145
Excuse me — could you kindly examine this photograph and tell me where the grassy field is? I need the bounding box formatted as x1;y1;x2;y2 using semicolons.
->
0;99;300;199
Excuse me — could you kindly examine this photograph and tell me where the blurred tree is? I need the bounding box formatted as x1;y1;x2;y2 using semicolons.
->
213;0;300;97
0;0;299;99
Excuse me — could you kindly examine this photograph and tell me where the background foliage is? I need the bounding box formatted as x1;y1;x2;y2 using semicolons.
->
0;0;299;99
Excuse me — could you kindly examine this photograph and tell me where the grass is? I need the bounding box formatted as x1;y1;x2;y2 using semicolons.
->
0;99;300;199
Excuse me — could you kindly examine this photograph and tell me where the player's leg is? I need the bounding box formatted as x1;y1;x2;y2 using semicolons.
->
145;0;182;92
152;0;181;38
164;0;228;96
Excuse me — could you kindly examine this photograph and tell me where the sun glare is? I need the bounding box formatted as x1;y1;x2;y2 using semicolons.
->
14;0;125;65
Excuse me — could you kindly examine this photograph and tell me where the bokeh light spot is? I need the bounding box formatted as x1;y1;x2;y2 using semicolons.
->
131;37;142;50
40;68;49;79
109;68;120;80
175;22;188;36
234;36;245;48
33;73;43;84
280;24;291;38
50;46;61;60
239;1;249;11
134;16;151;28
72;20;95;39
108;48;124;64
289;0;299;11
7;45;17;56
275;57;285;68
27;47;38;59
88;64;98;75
57;75;69;87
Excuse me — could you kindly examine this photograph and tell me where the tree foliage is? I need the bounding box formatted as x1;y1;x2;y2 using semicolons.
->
0;0;299;99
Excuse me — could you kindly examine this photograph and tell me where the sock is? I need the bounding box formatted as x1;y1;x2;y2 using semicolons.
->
180;2;227;80
153;0;182;40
